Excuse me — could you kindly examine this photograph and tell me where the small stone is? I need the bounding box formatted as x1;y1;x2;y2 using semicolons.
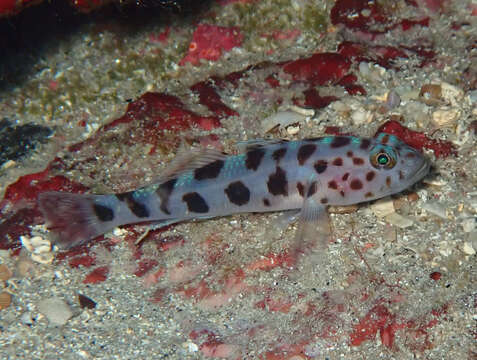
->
421;201;448;219
371;197;395;218
385;213;414;228
20;312;35;326
461;242;475;256
0;292;12;310
38;298;73;326
431;107;461;128
78;294;97;309
440;82;464;106
261;110;307;133
462;218;476;232
286;124;300;135
351;108;373;125
0;264;12;281
419;84;442;105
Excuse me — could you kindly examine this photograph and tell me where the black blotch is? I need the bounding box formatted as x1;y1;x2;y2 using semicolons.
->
182;192;209;213
263;198;270;207
93;203;114;222
330;136;351;148
360;138;371;150
267;166;288;196
297;182;305;197
157;178;177;215
314;160;328;174
194;160;224;180
297;144;316;165
350;179;363;190
225;181;250;206
116;192;150;218
245;148;265;170
272;148;287;163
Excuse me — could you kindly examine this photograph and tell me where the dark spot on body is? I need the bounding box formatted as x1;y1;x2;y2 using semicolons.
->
350;179;363;190
346;151;353;157
320;198;328;204
406;152;416;158
340;190;345;197
314;160;328;174
328;180;338;190
353;157;364;165
194;160;224;180
157;178;177;215
330;136;351;148
366;171;376;181
342;173;350;181
263;198;270;207
332;157;343;166
93;204;114;222
399;171;404;180
297;182;305;197
267;166;288;196
116;192;150;218
182;192;209;213
381;134;389;144
386;176;392;187
245;148;265;170
360;139;371;150
307;182;317;198
297;144;316;165
224;181;250;206
365;192;374;198
272;148;287;163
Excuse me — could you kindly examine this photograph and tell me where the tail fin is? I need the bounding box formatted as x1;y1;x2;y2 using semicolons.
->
38;192;116;249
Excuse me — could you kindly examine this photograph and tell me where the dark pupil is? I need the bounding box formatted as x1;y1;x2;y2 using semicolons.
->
377;154;389;165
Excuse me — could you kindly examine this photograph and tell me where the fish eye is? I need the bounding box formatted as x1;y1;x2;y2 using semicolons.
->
371;151;396;169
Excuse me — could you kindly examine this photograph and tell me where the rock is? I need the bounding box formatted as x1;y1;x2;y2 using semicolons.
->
431;107;461;128
0;292;12;310
37;298;73;326
371;197;395;218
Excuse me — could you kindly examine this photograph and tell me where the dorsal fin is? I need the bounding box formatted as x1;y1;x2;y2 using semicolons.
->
235;138;288;153
153;147;228;184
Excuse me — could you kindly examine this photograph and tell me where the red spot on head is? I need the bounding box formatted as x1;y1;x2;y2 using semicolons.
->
366;171;376;181
347;151;354;157
350;179;363;190
365;192;374;198
353;157;364;165
386;176;392;187
342;172;350;181
320;198;328;204
328;180;338;190
332;157;343;166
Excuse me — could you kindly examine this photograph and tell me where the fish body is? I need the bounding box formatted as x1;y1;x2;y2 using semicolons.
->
39;133;430;248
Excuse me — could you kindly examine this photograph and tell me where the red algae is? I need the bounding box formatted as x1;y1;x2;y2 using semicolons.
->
377;120;457;158
134;259;159;277
190;82;239;118
180;24;243;66
83;266;109;284
283;53;350;86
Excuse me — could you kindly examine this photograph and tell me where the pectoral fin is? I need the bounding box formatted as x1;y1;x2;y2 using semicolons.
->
291;181;331;260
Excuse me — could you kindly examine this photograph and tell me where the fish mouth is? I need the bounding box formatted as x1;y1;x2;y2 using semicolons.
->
409;159;431;184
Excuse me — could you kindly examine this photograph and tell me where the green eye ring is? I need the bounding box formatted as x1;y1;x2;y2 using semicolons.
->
377;153;389;165
371;151;396;169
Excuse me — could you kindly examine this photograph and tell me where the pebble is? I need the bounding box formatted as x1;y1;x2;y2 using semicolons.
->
419;83;442;105
440;82;464;106
0;291;12;310
0;263;12;281
370;197;395;218
37;298;73;326
20;312;35;326
385;213;414;228
351;108;373;125
461;241;475;256
431;107;461;127
20;235;54;264
462;218;476;232
421;201;448;219
261;110;308;133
